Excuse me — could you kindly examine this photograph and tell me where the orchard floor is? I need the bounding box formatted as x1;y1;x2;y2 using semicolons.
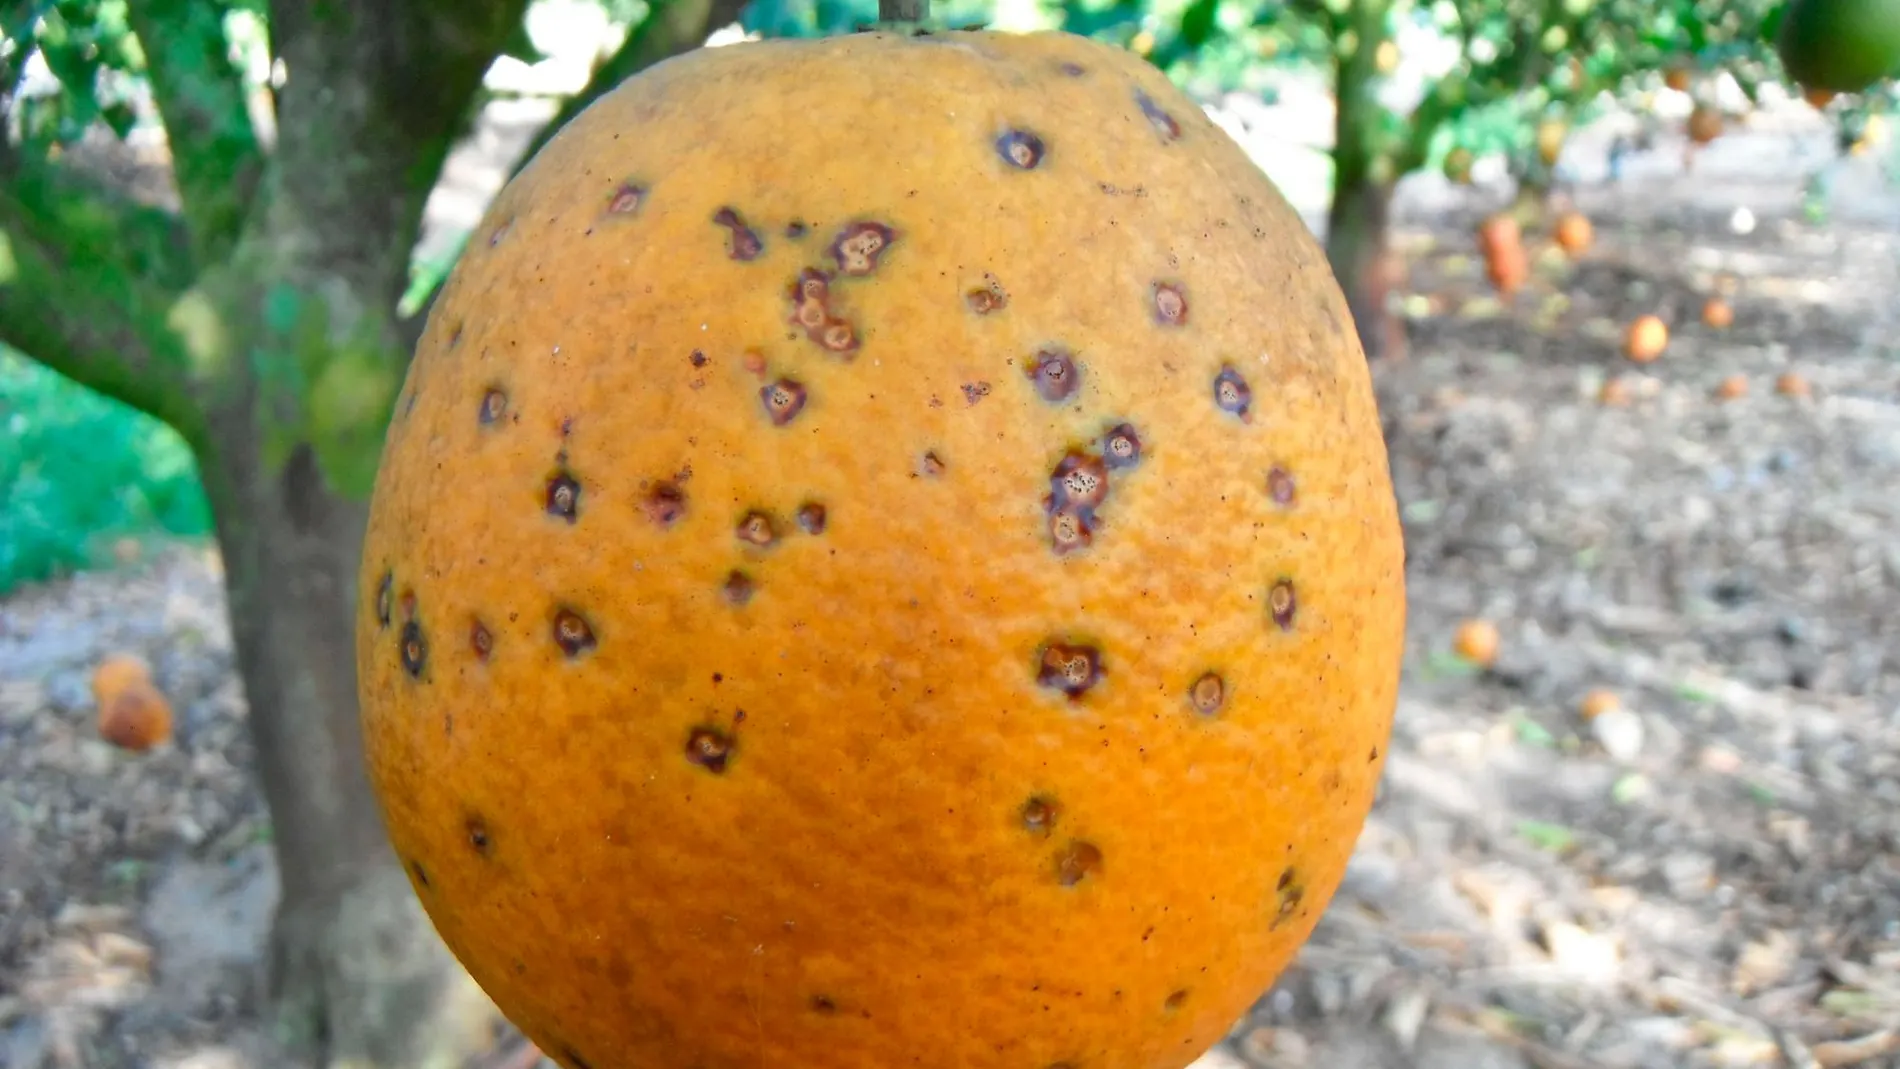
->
6;125;1900;1069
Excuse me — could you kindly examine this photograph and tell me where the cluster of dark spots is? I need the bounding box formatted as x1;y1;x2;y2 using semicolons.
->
1266;466;1296;505
409;860;430;888
470;619;494;661
689;350;709;368
1268;579;1297;631
552;609;597;657
723;570;756;606
546;471;581;522
1213;365;1253;419
1025;346;1081;403
796;501;828;534
917;451;947;477
760;378;808;426
643;480;688;526
1152;281;1188;326
606;182;646;215
466;815;492;855
736;510;778;548
1164;989;1190;1011
787;269;860;355
966;274;1009;314
478;387;508;425
399;620;427;678
1037;641;1102;698
685;725;735;773
829;221;896;276
1020;795;1059;835
713;207;764;261
1044;451;1111;555
995;129;1046;170
1135;89;1182;141
1054;840;1103;886
1189;672;1225;715
375;571;393;627
961;381;992;406
1272;866;1305;927
1102;423;1142;469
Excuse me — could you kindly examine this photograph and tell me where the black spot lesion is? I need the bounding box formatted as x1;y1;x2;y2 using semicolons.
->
810;994;839;1015
1189;672;1225;715
1268;579;1297;631
723;570;756;606
1136;89;1182;141
1025;346;1081;403
409;860;430;888
1272;866;1306;928
399;620;427;679
1054;840;1103;886
1267;466;1297;506
375;570;393;627
1102;423;1143;469
1165;989;1189;1011
796;501;828;534
966;274;1009;314
470;619;494;661
829;221;896;276
713;206;765;261
1152;281;1188;326
479;387;508;426
995;129;1047;170
1213;365;1253;420
1036;641;1102;699
1044;451;1111;556
1020;795;1059;836
553;608;598;657
761;378;809;426
466;815;492;856
644;480;688;527
787;269;860;356
546;470;581;522
685;724;735;773
606;182;646;216
736;510;778;548
560;1045;596;1069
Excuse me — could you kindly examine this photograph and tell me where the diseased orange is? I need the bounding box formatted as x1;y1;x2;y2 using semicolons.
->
92;653;152;706
1776;370;1813;397
1701;296;1734;328
1553;211;1593;255
1715;374;1749;400
98;680;174;752
1625;315;1669;362
1597;376;1634;407
1578;688;1621;720
1452;619;1500;667
357;30;1406;1069
1688;105;1724;144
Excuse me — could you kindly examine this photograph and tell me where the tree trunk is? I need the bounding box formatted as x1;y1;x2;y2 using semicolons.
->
1326;175;1402;363
199;431;497;1067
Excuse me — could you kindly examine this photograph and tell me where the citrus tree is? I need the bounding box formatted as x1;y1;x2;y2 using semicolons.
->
0;0;744;1063
1053;0;1792;358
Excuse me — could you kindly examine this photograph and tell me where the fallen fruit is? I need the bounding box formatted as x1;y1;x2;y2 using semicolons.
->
1776;370;1814;397
92;653;152;707
1554;211;1593;255
1625;315;1669;362
1688;105;1724;144
1578;689;1621;720
1715;374;1749;400
1701;296;1734;328
358;29;1406;1069
98;680;174;752
1598;376;1634;407
1453;619;1501;667
1664;64;1692;92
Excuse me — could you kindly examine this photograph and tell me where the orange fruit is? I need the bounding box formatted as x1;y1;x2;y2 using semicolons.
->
1625;315;1669;362
1701;296;1734;328
1452;619;1501;667
98;679;174;752
1803;84;1838;108
1688;105;1724;144
1597;376;1634;406
1664;65;1692;92
1715;374;1748;400
1776;370;1813;397
357;30;1406;1069
1553;211;1593;255
1578;688;1621;720
1535;119;1567;166
91;653;152;706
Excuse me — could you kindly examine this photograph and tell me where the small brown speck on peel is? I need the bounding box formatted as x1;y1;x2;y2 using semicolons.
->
1026;346;1080;403
479;388;507;425
723;570;756;606
966;274;1009;314
644;481;687;527
686;725;734;773
829;221;896;276
399;620;427;678
995;129;1046;170
713;206;764;261
1189;672;1225;715
761;379;809;426
1037;641;1102;698
1165;989;1189;1012
546;471;581;522
1273;866;1306;927
1267;466;1297;505
553;609;597;657
796;502;827;534
736;511;777;548
470;620;494;661
1021;795;1058;835
1269;579;1297;631
606;182;646;215
1214;365;1253;418
375;571;393;626
1152;281;1188;325
919;451;946;477
1136;89;1182;141
1102;423;1142;469
1054;840;1103;886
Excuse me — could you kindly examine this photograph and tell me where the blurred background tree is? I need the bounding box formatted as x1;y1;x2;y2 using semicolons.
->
0;0;1890;1064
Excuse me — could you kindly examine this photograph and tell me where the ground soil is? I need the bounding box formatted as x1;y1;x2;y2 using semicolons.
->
3;88;1898;1069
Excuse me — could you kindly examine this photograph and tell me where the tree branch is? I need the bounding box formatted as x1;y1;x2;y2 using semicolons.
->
0;167;205;441
511;0;749;179
126;0;265;265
